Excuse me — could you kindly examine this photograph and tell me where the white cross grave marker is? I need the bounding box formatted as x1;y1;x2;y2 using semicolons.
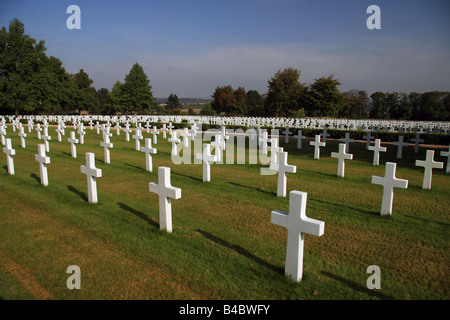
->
440;145;450;174
151;126;159;144
80;152;102;203
276;151;297;197
411;132;424;153
35;123;42;139
42;127;51;152
283;127;292;144
271;191;325;282
68;131;79;158
363;131;375;150
331;143;353;177
140;138;157;172
293;130;306;150
77;123;85;144
18;126;27;148
310;135;325;160
180;128;191;148
371;162;408;216
196;144;217;182
368;139;386;166
168;132;181;156
100;134;113;164
3;138;16;175
415;150;443;189
35;144;50;186
339;132;354;153
132;128;143;151
393;136;409;159
124;123;132;142
149;166;181;233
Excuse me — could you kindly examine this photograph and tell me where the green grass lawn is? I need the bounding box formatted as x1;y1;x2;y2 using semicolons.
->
0;125;449;300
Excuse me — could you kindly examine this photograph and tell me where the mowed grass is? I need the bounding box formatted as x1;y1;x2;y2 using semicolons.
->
0;125;449;300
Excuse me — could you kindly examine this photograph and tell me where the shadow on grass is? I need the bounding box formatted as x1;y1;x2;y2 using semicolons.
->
312;198;379;217
117;202;159;229
320;271;395;300
172;171;203;183
228;181;275;196
67;185;88;202
124;163;146;172
30;173;40;184
196;229;283;275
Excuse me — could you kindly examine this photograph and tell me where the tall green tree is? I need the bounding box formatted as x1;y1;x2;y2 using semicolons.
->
247;90;264;116
369;92;386;119
264;68;305;117
233;86;248;116
340;89;369;119
70;69;98;114
304;75;344;118
211;85;236;115
166;93;181;114
120;63;155;114
96;88;112;115
0;18;47;115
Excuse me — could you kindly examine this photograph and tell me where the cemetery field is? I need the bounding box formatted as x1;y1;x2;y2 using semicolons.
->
0;126;449;300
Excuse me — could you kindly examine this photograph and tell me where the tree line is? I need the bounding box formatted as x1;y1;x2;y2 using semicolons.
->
1;19;449;121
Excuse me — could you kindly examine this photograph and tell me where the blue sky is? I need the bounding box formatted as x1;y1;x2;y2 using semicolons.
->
1;0;449;98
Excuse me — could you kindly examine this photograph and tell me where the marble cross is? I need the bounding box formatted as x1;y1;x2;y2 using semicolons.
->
415;150;443;189
149;166;181;233
331;143;353;177
368;139;386;166
35;144;50;186
140;138;157;172
271;191;325;282
310;135;325;160
3;138;16;175
80;152;102;203
371;162;408;215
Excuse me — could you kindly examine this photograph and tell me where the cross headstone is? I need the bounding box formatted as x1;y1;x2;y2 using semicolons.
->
310;135;325;160
271;190;325;282
42;127;51;152
35;123;42;139
196;144;217;182
283;127;292;144
100;134;113;164
35;144;50;186
115;122;121;136
3;138;16;175
0;125;6;145
339;132;354;153
393;136;409;159
276;151;296;197
132;128;143;151
363;131;375;150
124;123;132;142
77;123;85;144
211;134;224;163
293;130;306;150
320;129;330;143
140;138;157;172
180;128;191;148
368;139;386;166
168;132;181;156
80;152;102;203
68;131;79;158
161;123;168;139
149;166;181;233
411;132;424;153
371;162;408;216
18;126;27;148
415;150;443;189
151;126;159;144
167;122;174;135
331;143;353;177
268;138;283;171
55;124;63;142
440;145;450;174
